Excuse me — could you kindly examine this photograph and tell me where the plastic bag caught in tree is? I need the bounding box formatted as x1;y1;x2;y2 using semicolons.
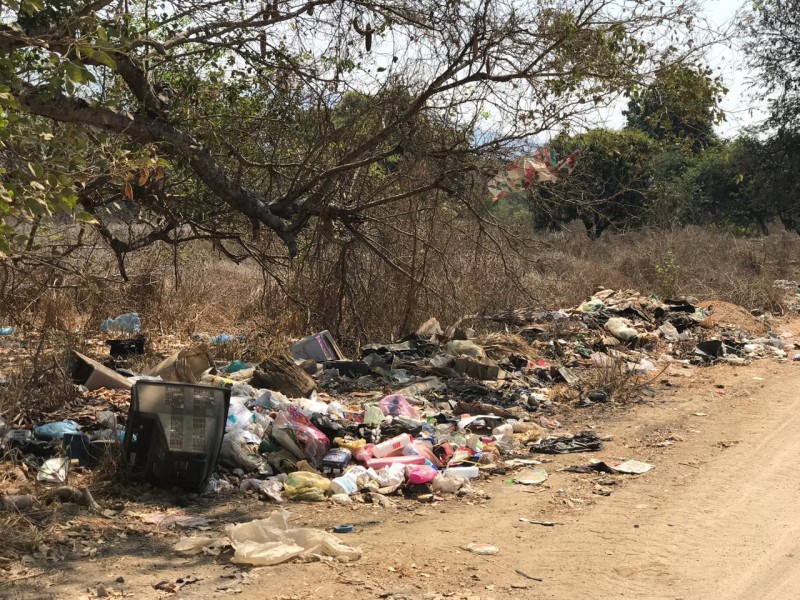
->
488;147;580;202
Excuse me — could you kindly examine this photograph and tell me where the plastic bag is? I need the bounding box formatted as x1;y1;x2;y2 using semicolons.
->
283;471;331;501
201;476;234;496
272;405;330;467
37;457;69;483
218;510;361;565
298;398;329;416
445;340;485;358
101;312;141;333
363;405;384;426
253;390;290;411
431;474;466;494
240;478;285;502
406;465;438;484
371;463;405;488
34;420;80;440
379;394;420;420
224;360;251;373
219;431;270;473
227;400;256;430
492;423;519;455
96;411;117;430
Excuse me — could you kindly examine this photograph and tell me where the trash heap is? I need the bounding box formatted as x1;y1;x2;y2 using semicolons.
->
2;288;799;509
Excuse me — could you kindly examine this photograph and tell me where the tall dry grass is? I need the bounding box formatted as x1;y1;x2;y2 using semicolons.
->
0;223;797;355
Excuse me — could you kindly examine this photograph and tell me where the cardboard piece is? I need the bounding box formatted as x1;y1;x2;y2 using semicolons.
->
72;351;133;391
454;357;504;380
146;346;213;383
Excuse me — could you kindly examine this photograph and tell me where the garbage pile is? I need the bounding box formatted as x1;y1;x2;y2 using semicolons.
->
1;289;798;512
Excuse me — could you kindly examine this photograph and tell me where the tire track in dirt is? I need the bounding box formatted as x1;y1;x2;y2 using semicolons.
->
513;362;800;599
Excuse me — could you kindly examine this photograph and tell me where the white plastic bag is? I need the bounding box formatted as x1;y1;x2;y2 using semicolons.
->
175;509;362;566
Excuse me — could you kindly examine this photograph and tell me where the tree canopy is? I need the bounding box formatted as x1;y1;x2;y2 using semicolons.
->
1;0;706;262
624;62;726;151
746;0;800;135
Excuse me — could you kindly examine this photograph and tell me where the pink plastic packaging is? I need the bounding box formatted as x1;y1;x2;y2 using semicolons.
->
365;455;425;470
272;405;330;467
406;464;438;484
379;394;420;420
403;441;442;468
353;443;374;464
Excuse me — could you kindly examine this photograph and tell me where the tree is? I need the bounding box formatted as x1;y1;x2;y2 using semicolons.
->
624;62;726;151
746;0;800;135
742;1;800;235
527;129;656;238
747;133;800;235
0;0;710;263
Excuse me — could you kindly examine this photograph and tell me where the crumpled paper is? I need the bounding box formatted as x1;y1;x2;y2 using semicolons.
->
173;509;362;566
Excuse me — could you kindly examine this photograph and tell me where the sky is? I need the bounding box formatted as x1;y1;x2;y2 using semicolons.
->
600;0;766;138
695;0;766;136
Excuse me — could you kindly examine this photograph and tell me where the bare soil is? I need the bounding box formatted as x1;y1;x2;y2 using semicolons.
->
5;348;800;599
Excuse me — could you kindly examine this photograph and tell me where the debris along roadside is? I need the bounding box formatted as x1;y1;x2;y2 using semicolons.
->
0;288;797;566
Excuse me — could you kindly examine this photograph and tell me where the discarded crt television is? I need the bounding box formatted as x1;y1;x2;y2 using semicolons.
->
291;330;345;362
123;381;230;490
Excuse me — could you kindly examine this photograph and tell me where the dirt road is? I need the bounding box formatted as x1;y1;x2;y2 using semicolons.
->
7;360;800;600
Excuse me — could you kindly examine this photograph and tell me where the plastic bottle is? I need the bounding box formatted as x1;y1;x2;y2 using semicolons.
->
330;476;358;495
329;465;368;495
372;433;412;458
443;465;479;479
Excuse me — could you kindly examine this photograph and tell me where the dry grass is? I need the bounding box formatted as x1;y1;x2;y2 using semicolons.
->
580;353;668;404
0;225;797;357
474;332;538;361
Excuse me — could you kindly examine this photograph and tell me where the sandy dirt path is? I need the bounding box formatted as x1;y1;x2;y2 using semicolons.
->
6;359;800;600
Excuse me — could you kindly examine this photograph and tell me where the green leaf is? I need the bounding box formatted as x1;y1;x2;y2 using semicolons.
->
21;0;43;14
28;162;44;179
75;211;98;224
65;62;85;84
92;50;117;69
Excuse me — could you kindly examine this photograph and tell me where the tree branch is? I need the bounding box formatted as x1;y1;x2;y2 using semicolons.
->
17;87;298;255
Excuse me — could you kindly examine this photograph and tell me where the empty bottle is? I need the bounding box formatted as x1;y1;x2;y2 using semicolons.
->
372;433;412;458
